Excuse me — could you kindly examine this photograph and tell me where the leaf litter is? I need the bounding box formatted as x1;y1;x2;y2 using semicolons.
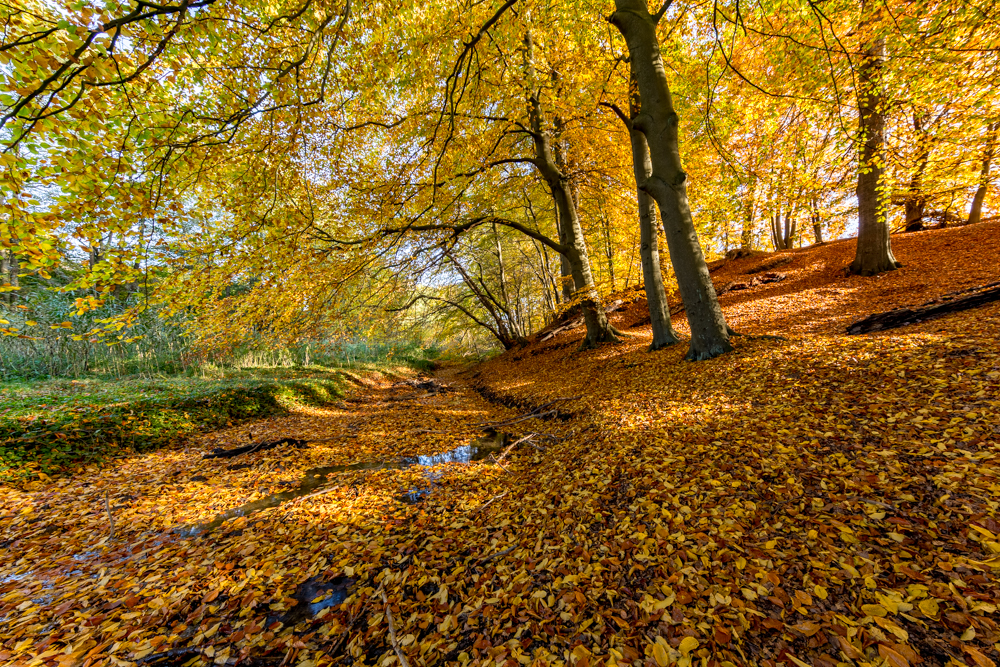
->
2;224;1000;667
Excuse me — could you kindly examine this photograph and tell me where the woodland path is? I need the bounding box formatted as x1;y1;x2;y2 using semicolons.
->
0;367;564;667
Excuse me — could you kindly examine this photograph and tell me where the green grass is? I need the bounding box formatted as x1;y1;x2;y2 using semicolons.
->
0;365;386;485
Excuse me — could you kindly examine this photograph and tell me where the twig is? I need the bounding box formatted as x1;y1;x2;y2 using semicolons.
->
478;544;517;564
470;491;508;515
324;602;366;659
489;453;511;474
137;646;205;664
475;396;580;428
846;495;899;511
380;588;411;667
495;434;534;465
104;491;116;540
478;409;559;429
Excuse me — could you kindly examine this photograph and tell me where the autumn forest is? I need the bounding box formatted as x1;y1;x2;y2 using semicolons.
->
1;1;1000;666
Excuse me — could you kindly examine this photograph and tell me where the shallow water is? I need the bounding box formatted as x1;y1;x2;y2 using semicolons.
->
180;431;510;535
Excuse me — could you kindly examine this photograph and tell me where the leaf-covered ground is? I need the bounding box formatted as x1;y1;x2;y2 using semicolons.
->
2;224;1000;667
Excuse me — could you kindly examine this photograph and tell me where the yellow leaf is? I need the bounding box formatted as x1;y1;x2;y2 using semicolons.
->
861;604;887;617
678;636;698;657
918;599;939;618
814;585;828;600
961;627;976;642
970;525;997;539
785;654;811;667
651;642;670;667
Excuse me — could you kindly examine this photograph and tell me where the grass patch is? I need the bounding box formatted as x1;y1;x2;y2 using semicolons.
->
0;365;370;485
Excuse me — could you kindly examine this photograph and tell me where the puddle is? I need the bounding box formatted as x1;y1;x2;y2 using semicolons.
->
180;432;511;535
267;575;355;628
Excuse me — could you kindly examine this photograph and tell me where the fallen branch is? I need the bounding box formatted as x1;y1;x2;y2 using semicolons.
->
380;588;411;667
489;453;511;474
847;281;1000;335
138;646;206;664
203;437;308;459
477;396;580;428
104;491;115;540
478;544;518;564
470;491;508;515
495;434;535;465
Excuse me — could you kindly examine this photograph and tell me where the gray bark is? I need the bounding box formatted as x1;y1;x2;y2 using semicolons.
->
634;132;681;350
525;32;619;348
811;199;824;245
903;113;931;232
610;0;732;360
850;1;900;275
605;76;681;351
968;122;997;226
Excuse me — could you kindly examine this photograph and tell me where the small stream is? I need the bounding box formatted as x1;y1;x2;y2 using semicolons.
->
179;431;509;536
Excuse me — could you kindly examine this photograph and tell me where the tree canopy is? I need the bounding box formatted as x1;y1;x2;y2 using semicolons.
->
2;0;999;355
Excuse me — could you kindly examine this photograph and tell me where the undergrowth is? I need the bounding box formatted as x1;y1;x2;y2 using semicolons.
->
0;367;357;484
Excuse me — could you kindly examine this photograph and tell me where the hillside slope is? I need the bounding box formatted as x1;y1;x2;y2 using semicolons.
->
468;223;1000;666
0;224;997;667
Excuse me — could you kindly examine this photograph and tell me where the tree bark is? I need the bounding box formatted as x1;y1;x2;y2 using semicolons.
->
605;73;682;351
740;177;756;251
633;133;681;350
903;113;931;232
850;0;900;275
1;250;9;307
967;122;997;226
811;199;824;245
610;0;732;361
525;32;619;349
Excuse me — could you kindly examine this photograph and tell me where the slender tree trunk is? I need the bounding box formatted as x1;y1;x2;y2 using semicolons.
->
600;204;616;291
968;122;998;226
7;252;18;306
633;132;681;350
811;199;824;244
850;0;900;275
610;1;732;361
525;32;619;348
785;209;796;248
740;178;756;250
610;70;681;351
1;250;9;307
904;113;931;232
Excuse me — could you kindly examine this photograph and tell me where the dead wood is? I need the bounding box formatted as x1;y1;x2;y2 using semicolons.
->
203;437;308;459
847;281;1000;334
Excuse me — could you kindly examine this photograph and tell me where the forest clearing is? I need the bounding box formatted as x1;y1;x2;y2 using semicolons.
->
2;223;999;667
3;0;1000;666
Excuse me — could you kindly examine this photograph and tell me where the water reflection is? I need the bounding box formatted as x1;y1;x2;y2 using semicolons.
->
180;431;510;535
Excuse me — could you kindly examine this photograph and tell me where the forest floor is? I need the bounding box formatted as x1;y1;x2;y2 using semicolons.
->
2;222;1000;667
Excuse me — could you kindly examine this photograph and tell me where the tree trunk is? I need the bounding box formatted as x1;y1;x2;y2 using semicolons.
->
525;32;619;348
850;0;900;275
634;134;681;350
811;199;824;245
903;113;931;232
968;122;997;226
1;250;9;307
612;71;681;351
610;1;732;361
740;180;756;250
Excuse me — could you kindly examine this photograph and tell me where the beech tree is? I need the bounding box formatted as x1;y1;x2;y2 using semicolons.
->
610;0;733;361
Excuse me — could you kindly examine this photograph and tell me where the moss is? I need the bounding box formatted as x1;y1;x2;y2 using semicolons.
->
0;377;346;485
